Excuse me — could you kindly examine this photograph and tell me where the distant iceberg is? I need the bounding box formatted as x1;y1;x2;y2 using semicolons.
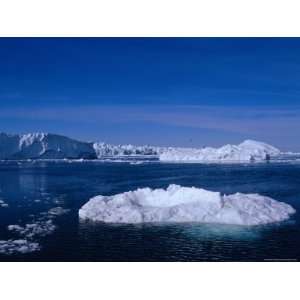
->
79;184;295;225
93;142;157;157
0;132;96;160
159;140;280;162
0;132;283;162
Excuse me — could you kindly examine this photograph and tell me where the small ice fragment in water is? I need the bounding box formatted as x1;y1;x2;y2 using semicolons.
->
48;207;70;216
0;239;40;255
8;220;56;238
0;199;8;208
5;205;69;255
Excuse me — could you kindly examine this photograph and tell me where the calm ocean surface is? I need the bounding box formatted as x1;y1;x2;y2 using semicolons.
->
0;160;299;261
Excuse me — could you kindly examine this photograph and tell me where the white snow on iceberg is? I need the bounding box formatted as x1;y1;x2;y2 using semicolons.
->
0;132;96;160
159;140;280;162
0;132;284;162
79;185;295;225
93;142;157;157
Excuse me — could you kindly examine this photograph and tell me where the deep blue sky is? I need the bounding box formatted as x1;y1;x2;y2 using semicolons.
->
0;38;300;150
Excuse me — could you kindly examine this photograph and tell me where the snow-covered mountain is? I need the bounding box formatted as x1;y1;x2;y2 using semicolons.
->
0;133;96;159
0;132;281;162
159;140;280;162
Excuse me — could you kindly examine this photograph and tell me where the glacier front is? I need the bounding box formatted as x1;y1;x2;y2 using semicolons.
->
0;132;283;162
0;132;96;160
93;142;157;157
159;140;280;162
79;185;295;225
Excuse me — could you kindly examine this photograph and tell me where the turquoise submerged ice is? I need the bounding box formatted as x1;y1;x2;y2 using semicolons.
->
79;184;295;225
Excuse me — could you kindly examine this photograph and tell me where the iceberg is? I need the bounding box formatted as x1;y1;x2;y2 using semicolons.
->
0;132;96;160
0;132;158;160
159;140;280;162
93;142;157;157
0;132;283;162
79;185;295;225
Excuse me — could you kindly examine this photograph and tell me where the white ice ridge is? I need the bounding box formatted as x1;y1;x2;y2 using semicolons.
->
0;132;283;162
79;185;295;225
159;140;281;162
93;142;157;157
0;132;96;160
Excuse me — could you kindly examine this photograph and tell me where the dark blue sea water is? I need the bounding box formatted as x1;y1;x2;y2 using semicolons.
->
0;160;299;261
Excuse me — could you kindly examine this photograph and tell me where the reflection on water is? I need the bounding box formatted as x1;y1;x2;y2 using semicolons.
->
18;165;48;195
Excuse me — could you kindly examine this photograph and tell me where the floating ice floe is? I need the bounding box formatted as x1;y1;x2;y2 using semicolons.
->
0;239;40;254
1;206;70;255
130;161;144;165
159;140;280;162
48;206;70;216
8;220;56;238
1;221;55;255
79;184;295;225
0;199;8;208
